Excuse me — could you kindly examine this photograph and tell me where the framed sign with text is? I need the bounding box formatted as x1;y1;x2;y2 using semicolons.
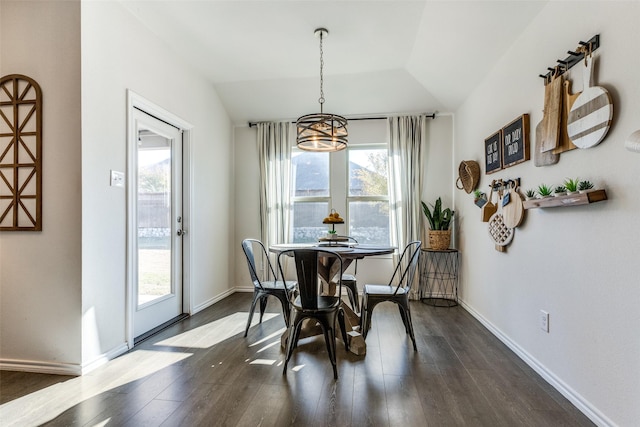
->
484;130;502;174
502;114;530;168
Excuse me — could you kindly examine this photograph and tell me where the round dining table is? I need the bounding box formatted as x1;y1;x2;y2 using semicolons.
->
270;243;395;286
269;242;396;355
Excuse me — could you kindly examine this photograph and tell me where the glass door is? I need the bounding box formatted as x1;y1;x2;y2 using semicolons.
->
132;109;184;339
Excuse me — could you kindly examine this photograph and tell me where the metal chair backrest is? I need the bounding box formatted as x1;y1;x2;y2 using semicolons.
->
242;239;277;290
389;241;422;295
277;249;343;310
336;236;358;272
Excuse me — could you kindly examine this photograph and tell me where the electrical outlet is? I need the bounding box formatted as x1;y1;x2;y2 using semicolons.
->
110;170;125;188
540;310;549;333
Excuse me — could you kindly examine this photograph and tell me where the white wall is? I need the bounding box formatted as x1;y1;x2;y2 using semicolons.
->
423;114;455;238
0;0;82;372
234;116;454;289
81;1;232;368
454;3;640;425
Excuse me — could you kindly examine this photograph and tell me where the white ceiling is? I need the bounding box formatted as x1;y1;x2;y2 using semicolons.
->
119;0;548;126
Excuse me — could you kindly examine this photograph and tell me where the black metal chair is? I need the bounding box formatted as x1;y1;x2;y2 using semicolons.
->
241;239;296;337
359;241;422;351
278;248;349;379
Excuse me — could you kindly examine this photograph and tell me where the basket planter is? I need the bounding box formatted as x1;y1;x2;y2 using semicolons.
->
428;230;451;250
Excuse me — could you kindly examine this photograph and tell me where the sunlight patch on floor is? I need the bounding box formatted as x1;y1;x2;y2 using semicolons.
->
248;328;286;348
249;359;277;365
256;338;282;353
0;350;190;427
154;312;278;349
1;312;284;426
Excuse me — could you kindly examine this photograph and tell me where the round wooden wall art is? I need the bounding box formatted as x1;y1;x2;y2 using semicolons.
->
0;74;43;231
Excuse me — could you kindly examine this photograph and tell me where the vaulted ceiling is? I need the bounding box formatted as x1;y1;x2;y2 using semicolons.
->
120;1;548;126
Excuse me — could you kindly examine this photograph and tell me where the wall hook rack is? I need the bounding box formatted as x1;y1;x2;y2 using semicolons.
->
538;34;600;83
489;178;520;192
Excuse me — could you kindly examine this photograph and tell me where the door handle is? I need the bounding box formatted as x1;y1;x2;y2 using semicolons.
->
177;229;188;236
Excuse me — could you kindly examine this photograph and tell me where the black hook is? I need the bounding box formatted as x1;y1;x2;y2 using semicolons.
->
539;35;599;84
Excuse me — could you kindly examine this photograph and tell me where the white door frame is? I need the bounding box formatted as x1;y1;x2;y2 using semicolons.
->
126;90;193;349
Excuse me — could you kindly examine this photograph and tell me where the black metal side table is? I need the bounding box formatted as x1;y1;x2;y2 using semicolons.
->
419;248;459;307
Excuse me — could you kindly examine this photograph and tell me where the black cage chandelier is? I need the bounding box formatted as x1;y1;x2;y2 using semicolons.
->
296;28;348;152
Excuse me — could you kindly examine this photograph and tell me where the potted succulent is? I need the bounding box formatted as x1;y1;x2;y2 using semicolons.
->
537;184;553;198
553;185;567;197
564;178;579;195
524;189;536;200
473;190;487;208
421;197;455;250
578;180;594;193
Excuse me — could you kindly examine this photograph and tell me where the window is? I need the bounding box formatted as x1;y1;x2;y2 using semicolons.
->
348;147;389;245
290;144;390;245
290;151;329;243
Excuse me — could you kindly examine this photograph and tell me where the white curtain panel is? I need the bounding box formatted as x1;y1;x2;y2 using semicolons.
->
257;122;292;249
388;116;428;298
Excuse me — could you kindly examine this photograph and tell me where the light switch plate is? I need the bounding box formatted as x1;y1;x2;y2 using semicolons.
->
110;170;125;187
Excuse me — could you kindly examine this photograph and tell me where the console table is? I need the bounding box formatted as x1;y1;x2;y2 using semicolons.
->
419;248;459;307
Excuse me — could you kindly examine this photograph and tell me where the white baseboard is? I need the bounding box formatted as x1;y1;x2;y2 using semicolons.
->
459;299;614;427
0;342;131;377
81;343;130;375
0;359;82;376
191;287;246;315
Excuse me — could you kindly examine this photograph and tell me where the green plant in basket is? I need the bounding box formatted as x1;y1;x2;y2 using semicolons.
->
422;198;455;250
537;184;553;197
421;198;454;230
564;178;579;193
578;180;594;191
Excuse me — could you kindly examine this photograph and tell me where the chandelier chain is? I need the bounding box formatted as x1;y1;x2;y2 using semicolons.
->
295;27;348;152
318;31;325;111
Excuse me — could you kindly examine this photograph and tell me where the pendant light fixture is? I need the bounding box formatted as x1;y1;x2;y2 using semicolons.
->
296;28;348;152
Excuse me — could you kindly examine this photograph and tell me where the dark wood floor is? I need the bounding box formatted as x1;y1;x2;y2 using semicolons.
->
1;292;593;426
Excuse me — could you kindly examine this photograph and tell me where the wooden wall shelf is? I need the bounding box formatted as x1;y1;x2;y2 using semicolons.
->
523;189;607;209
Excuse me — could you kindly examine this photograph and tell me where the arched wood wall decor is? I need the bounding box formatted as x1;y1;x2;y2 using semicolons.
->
0;74;43;231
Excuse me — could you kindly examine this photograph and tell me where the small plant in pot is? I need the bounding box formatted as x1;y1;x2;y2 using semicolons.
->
537;184;553;198
524;189;536;200
564;178;579;195
473;190;487;208
421;197;454;250
578;180;594;193
553;185;567;197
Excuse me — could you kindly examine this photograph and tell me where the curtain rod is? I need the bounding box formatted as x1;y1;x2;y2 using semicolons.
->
248;113;436;128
